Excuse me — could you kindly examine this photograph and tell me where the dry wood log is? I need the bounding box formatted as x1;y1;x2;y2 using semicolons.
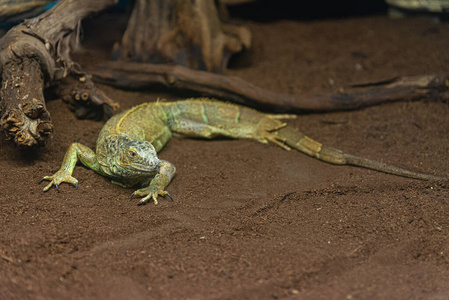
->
0;0;55;22
0;0;118;147
112;0;251;73
0;58;51;146
92;61;449;113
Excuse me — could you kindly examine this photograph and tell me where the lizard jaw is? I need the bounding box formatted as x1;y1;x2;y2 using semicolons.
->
124;161;160;174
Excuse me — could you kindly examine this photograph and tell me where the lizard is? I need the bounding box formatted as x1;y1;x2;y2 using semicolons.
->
40;98;446;205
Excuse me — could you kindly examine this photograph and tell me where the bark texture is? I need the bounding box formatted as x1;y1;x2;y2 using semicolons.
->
113;0;251;73
0;58;51;146
0;0;55;21
0;0;117;147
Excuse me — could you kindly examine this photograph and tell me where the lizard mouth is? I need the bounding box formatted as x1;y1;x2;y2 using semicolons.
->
125;163;158;173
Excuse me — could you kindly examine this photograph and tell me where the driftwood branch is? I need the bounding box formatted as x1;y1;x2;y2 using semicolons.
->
0;0;118;147
92;61;449;113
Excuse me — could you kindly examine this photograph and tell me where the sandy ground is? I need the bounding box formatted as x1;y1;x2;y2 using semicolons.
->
1;7;449;300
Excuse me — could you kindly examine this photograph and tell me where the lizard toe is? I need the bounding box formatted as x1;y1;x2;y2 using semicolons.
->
268;135;290;151
43;181;54;192
132;187;170;206
137;197;148;205
40;171;79;192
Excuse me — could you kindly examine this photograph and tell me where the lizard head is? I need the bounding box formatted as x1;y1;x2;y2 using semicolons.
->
97;134;161;182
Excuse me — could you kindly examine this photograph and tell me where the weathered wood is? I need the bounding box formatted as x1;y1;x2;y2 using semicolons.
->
92;61;449;113
0;0;54;22
0;58;52;146
0;0;118;147
113;0;251;73
55;73;119;120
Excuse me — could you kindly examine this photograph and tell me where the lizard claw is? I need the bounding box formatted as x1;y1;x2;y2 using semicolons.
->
131;174;172;206
138;198;148;206
131;186;170;206
40;171;79;192
166;192;174;202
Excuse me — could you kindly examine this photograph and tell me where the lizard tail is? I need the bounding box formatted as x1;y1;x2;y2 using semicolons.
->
342;153;444;181
277;126;445;181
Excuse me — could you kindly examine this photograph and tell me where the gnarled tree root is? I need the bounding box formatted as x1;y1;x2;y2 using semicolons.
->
92;61;449;113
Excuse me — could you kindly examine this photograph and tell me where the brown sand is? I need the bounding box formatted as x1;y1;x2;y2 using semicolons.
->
1;10;449;300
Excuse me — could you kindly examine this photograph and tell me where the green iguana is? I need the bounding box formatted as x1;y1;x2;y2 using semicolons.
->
41;98;445;205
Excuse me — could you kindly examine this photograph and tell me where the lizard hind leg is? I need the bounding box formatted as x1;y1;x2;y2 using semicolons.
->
216;117;291;150
213;116;292;150
168;115;291;150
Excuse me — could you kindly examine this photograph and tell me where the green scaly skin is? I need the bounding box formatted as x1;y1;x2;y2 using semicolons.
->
41;98;445;205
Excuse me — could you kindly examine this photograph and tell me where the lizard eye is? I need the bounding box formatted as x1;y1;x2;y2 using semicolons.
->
128;149;136;158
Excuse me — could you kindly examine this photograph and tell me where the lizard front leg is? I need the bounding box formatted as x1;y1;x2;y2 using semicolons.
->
131;160;176;205
40;143;100;192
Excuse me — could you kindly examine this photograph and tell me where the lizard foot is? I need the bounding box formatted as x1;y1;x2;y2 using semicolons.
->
254;120;291;150
254;127;291;151
40;170;79;192
258;131;290;151
130;186;173;206
131;173;172;205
